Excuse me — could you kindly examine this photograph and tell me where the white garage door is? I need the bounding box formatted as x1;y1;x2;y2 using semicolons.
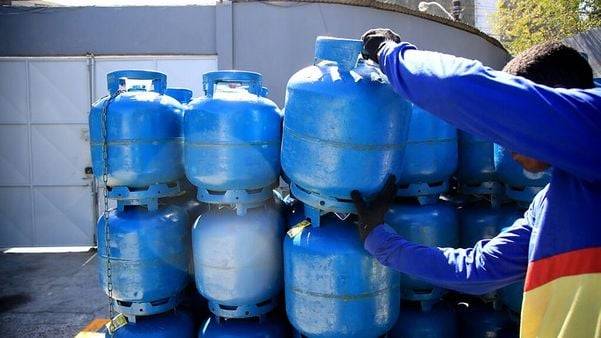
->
0;55;217;247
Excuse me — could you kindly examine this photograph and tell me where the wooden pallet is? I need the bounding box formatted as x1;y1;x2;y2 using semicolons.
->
74;318;109;338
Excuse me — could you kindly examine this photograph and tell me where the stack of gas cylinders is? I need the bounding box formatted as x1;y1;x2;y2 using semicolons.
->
184;70;289;337
90;36;550;337
90;70;197;336
454;125;551;335
280;37;411;338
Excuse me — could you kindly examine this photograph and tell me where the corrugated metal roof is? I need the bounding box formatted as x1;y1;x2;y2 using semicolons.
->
563;27;601;78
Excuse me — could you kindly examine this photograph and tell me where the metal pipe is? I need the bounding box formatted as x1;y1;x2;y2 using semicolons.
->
418;1;455;21
87;52;99;246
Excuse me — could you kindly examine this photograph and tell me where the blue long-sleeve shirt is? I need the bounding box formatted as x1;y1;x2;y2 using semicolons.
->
367;201;534;295
366;41;601;337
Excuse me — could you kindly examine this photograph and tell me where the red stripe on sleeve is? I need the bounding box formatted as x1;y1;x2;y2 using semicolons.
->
525;247;601;292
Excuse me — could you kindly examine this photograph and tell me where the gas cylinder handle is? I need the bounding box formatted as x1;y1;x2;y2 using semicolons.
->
107;70;167;95
165;87;193;104
314;36;363;71
260;87;269;97
203;70;263;98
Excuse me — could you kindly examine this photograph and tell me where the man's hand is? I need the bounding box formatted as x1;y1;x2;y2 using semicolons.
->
351;175;398;243
361;28;401;64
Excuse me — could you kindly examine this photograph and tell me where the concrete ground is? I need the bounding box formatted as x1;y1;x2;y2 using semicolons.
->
0;251;107;338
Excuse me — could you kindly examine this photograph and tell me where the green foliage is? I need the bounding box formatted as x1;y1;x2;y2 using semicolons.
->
492;0;601;55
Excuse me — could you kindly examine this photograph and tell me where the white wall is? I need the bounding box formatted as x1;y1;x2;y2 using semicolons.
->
0;55;217;247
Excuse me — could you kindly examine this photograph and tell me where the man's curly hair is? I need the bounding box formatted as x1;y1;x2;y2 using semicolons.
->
502;42;594;90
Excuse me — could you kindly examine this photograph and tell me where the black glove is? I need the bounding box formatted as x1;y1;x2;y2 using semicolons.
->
351;175;398;243
361;28;401;64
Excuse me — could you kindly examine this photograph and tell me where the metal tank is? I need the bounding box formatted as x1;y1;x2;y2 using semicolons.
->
396;105;458;204
166;87;193;104
112;311;195;338
457;131;501;195
89;70;185;190
385;202;459;307
192;204;284;318
97;205;190;316
459;202;523;303
162;192;207;281
459;201;525;247
200;315;290;338
498;204;523;230
284;214;400;338
494;144;551;203
184;71;282;209
458;201;504;248
281;36;412;215
163;192;207;227
390;302;458;338
458;303;515;338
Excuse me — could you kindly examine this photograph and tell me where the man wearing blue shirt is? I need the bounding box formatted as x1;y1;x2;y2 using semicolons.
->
351;29;601;338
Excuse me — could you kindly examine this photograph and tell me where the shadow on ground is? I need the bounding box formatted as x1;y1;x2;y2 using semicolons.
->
0;251;107;337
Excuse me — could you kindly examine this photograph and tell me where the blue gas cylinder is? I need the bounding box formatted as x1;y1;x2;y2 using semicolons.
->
281;36;412;214
162;193;207;281
459;202;523;247
192;205;284;318
390;302;457;338
163;193;207;226
111;311;195;338
178;198;206;223
385;202;458;304
396;105;458;202
185;71;282;206
284;214;400;337
493;144;551;203
166;87;193;104
89;70;185;188
200;315;290;337
498;204;523;231
459;202;523;302
97;205;190;316
458;303;515;338
163;180;204;217
457;131;500;194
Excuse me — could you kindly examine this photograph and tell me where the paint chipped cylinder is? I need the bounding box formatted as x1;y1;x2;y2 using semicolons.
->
97;205;190;316
281;36;412;214
89;70;185;188
284;214;400;337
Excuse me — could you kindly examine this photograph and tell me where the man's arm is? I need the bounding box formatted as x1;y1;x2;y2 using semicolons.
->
378;42;601;182
365;216;532;295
